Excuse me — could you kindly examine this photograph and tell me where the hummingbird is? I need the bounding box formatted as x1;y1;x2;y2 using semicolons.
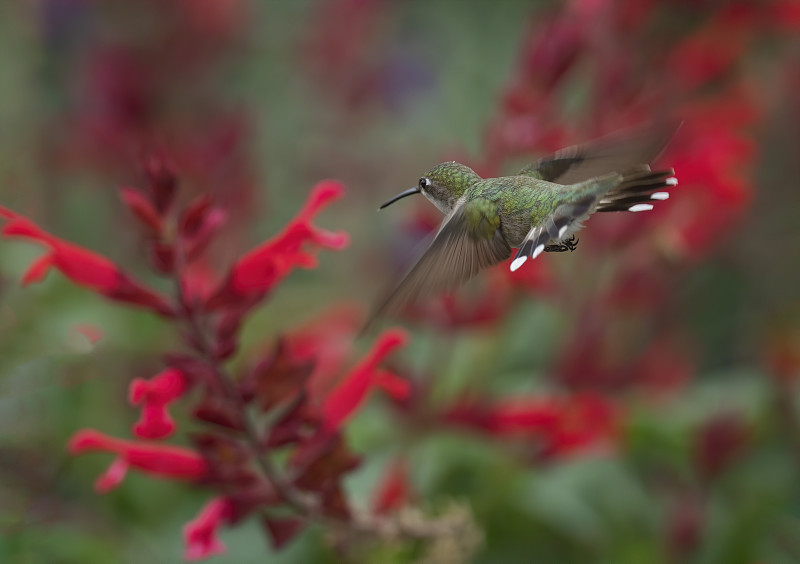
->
369;123;679;324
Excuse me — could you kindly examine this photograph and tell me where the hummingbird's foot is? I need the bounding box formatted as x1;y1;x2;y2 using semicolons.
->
545;235;579;253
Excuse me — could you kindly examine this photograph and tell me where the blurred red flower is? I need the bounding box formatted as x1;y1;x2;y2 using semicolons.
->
207;180;350;309
68;429;208;492
183;497;235;561
0;206;173;315
129;368;190;439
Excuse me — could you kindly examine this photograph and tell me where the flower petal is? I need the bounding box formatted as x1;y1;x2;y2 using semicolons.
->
183;497;233;561
321;328;407;431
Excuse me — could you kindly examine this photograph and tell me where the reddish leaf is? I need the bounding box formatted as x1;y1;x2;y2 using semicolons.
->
141;151;178;213
185;208;227;260
262;517;305;550
251;339;314;412
191;433;255;486
265;393;315;447
193;395;245;431
145;239;175;274
320;483;350;519
292;433;360;491
179;195;213;238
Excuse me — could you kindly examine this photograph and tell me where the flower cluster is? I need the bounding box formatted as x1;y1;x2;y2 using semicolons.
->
0;168;416;559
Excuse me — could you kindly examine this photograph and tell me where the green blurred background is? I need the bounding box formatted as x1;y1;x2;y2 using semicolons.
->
2;1;800;563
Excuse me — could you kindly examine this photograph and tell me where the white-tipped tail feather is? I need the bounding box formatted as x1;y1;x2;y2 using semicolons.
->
596;168;676;213
510;256;527;272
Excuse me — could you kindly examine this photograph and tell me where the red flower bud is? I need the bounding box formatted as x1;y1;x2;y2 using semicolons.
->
141;152;178;213
120;187;163;234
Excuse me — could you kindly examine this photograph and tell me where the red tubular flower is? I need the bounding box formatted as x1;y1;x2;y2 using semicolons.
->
771;0;800;31
284;304;362;399
372;458;411;515
666;15;751;90
539;394;619;460
442;397;560;437
520;15;586;92
68;429;208;492
206;181;349;309
660;111;756;259
373;370;412;401
441;393;620;460
0;207;173;315
321;328;408;431
129;368;190;439
183;497;234;561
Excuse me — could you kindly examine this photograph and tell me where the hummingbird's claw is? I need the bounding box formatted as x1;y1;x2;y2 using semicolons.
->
544;235;579;253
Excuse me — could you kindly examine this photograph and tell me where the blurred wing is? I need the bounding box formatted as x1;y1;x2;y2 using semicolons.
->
367;199;511;325
517;121;681;184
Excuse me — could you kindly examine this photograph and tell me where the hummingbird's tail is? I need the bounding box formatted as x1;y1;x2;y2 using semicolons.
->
596;166;677;213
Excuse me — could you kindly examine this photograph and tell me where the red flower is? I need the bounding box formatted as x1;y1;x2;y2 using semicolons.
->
0;207;173;315
441;393;619;460
68;429;208;492
659;107;757;259
666;14;751;90
207;181;349;308
372;458;411;515
771;0;800;31
262;516;304;550
519;14;586;92
183;497;234;561
129;368;190;439
321;328;409;431
284;304;362;399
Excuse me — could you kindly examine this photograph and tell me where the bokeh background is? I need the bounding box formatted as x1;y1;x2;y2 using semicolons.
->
1;0;800;562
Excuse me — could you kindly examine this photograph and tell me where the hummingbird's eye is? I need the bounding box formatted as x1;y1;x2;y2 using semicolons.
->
419;177;430;189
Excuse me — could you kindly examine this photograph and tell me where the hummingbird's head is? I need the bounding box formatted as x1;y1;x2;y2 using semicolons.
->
379;161;482;214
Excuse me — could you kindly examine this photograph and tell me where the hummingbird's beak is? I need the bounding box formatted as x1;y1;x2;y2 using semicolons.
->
379;187;420;210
